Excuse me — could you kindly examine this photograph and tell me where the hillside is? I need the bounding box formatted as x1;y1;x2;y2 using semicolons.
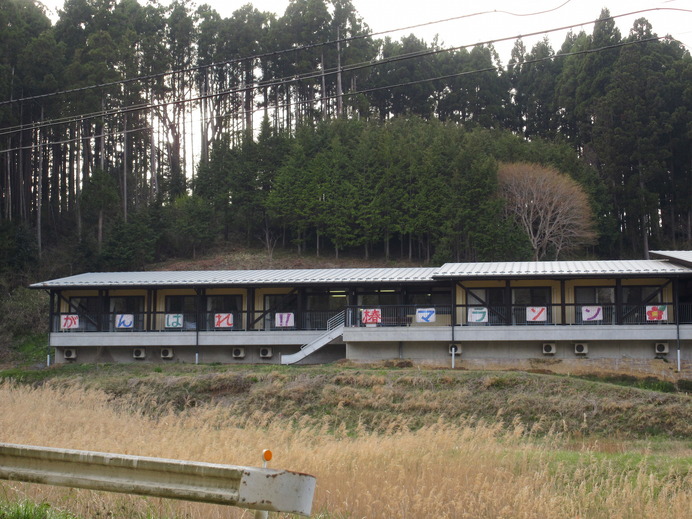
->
150;245;422;271
3;363;690;441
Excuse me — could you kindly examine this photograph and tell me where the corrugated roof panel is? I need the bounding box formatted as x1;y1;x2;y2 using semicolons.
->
29;255;692;290
30;267;440;289
650;250;692;267
435;259;691;278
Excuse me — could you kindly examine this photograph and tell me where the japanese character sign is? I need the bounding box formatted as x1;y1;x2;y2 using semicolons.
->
361;308;382;325
275;312;295;327
165;313;184;328
468;307;488;323
415;308;436;323
581;306;603;322
527;307;547;322
61;314;80;330
214;313;234;328
646;305;667;321
115;314;135;329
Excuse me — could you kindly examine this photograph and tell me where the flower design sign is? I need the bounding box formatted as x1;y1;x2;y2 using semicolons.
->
646;305;667;321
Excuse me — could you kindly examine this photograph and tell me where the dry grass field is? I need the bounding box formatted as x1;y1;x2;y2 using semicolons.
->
0;370;690;519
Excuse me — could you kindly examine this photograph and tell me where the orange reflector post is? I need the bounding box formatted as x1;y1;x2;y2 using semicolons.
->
262;449;273;462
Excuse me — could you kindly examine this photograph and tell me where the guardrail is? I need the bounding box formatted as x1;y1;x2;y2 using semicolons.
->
0;443;316;517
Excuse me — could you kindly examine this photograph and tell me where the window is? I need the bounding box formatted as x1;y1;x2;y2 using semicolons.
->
357;290;399;306
166;295;196;313
512;287;551;306
405;288;451;307
305;290;347;312
303;290;347;329
467;288;508;324
575;287;614;304
67;297;100;331
623;286;661;305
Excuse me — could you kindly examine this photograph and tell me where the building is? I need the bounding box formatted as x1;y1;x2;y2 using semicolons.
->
30;251;692;377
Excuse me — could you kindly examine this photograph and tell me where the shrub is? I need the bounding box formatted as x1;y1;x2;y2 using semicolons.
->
0;287;48;337
677;379;692;392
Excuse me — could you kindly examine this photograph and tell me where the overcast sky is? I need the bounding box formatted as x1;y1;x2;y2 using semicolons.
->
40;0;691;64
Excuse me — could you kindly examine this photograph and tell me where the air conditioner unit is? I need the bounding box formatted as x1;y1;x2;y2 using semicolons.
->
574;343;588;355
449;343;461;355
63;348;77;360
160;348;174;359
654;342;669;354
133;348;146;360
542;343;556;355
232;347;245;359
259;347;273;359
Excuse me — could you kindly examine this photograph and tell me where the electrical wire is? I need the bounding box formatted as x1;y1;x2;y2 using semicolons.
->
3;1;686;110
0;35;671;155
1;1;577;108
1;6;688;139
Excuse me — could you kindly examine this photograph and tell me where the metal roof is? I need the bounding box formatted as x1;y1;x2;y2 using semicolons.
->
30;255;692;290
650;250;692;268
434;259;692;278
30;267;439;289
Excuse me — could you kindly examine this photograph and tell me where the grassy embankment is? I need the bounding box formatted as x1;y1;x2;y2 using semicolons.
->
0;364;690;518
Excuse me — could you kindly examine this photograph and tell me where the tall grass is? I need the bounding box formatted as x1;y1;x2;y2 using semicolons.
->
0;381;689;518
0;500;77;519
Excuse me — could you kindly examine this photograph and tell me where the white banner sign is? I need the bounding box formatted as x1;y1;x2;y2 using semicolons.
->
361;309;382;324
581;306;603;322
415;308;436;323
467;307;488;323
214;313;234;328
165;314;184;328
526;307;547;322
115;314;135;329
275;312;295;327
646;305;668;321
61;314;80;330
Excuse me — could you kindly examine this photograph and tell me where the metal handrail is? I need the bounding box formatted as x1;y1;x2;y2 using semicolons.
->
327;311;345;330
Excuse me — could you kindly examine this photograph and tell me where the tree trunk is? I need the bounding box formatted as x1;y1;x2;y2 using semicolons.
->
98;209;103;253
123;115;128;222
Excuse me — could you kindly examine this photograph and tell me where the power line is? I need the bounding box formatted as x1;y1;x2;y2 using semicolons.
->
0;35;670;156
2;5;688;139
5;1;684;109
2;2;577;108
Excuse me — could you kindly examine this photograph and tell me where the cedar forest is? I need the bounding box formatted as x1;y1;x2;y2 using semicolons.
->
1;0;692;289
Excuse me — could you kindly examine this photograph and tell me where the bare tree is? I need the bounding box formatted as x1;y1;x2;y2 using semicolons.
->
498;162;597;260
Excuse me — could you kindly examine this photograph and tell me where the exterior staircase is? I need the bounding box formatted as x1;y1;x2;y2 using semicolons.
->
280;312;345;365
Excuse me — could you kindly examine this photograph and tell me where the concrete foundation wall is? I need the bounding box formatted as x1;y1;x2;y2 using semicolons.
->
345;340;691;379
56;344;346;365
51;328;691;378
51;330;331;348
